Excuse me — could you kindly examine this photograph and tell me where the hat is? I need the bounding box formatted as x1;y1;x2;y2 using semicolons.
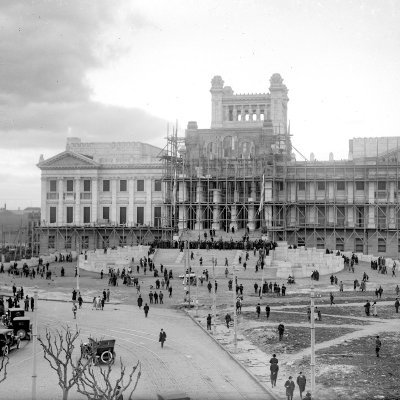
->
289;376;292;379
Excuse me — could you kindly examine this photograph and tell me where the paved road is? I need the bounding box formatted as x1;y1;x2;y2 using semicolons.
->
1;300;273;400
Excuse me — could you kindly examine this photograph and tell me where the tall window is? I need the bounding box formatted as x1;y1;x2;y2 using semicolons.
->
83;207;91;223
66;180;74;192
154;180;162;192
154;206;161;227
102;207;110;220
355;181;364;191
66;207;73;223
120;180;127;192
336;181;345;191
50;207;57;223
377;181;386;191
298;182;305;191
48;235;55;249
137;207;144;225
65;236;71;249
120;207;127;224
378;238;386;253
83;180;91;192
317;182;325;191
103;180;110;192
49;180;57;192
137;180;144;191
81;235;89;250
355;238;363;253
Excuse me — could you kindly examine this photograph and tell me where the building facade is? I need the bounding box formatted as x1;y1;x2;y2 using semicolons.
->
37;138;168;252
164;74;400;258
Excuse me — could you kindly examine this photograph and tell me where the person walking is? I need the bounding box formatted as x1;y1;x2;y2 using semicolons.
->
330;292;335;305
168;286;173;298
144;303;149;318
278;323;285;341
256;303;261;318
395;297;399;313
24;295;29;312
296;372;307;399
72;289;77;301
375;335;381;357
284;376;295;400
159;328;167;348
78;294;83;309
269;354;279;387
30;296;34;312
72;302;77;319
206;314;212;330
159;291;164;304
396;285;400;296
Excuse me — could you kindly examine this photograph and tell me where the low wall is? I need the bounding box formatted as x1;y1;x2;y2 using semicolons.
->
1;251;78;270
78;246;149;273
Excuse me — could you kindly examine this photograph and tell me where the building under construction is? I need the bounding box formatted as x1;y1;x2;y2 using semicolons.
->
163;74;400;258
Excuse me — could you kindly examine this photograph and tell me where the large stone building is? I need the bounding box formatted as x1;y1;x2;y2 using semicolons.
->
164;74;400;257
36;74;400;257
37;138;167;252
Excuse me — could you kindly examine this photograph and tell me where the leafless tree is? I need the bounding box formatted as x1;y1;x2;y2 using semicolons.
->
0;355;9;384
77;359;141;400
38;325;94;400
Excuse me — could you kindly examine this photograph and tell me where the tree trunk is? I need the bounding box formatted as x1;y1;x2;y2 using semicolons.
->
62;388;69;400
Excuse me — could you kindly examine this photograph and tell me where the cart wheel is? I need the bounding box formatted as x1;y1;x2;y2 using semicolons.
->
17;329;26;340
101;350;113;364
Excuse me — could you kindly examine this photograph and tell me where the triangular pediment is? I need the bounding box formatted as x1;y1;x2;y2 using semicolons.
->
37;151;99;170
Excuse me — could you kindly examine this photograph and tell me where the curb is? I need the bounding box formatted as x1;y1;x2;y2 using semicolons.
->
184;309;281;400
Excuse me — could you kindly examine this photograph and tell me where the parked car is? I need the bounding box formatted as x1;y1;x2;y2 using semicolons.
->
81;338;116;365
0;328;20;356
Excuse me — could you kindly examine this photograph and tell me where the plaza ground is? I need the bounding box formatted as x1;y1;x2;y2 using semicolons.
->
1;254;400;399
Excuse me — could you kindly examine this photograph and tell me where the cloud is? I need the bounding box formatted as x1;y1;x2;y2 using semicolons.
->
0;0;167;208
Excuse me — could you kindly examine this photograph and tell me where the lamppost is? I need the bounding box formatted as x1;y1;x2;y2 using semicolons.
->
31;287;38;400
212;256;217;335
310;279;315;396
233;263;237;352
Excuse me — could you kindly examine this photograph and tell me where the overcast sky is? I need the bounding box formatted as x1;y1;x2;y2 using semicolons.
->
1;0;399;210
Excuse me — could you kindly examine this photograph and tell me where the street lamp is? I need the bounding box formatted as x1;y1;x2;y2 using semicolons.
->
31;286;38;400
212;257;217;335
233;263;237;352
310;279;315;395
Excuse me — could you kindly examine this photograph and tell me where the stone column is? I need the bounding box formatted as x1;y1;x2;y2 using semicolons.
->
264;205;272;228
250;182;256;201
128;178;134;225
247;205;255;232
256;105;260;121
230;205;238;231
195;206;203;230
212;205;220;230
57;177;63;225
178;205;187;230
389;182;395;203
389;206;396;229
367;182;375;228
347;182;354;204
41;177;47;224
111;178;117;224
347;206;354;228
91;178;98;224
146;178;153;226
74;177;81;224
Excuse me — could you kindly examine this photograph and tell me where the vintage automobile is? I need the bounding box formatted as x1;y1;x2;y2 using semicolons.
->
3;309;31;340
80;338;116;365
12;317;32;340
0;328;20;356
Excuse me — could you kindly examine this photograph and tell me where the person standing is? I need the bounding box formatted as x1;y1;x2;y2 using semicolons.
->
284;376;295;400
137;294;143;309
72;289;77;301
144;303;149;317
24;295;29;312
375;335;381;357
269;354;279;387
296;372;307;399
225;313;231;328
30;296;34;312
168;286;173;298
159;291;164;304
396;285;400;296
395;298;399;313
159;329;167;348
329;292;335;305
278;323;285;341
256;303;261;318
206;314;212;330
78;294;83;309
265;304;270;319
339;281;344;292
372;301;378;316
106;289;110;302
364;300;371;316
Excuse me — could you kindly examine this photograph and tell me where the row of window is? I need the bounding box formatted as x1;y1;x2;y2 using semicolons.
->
49;179;162;193
49;206;162;226
287;181;395;191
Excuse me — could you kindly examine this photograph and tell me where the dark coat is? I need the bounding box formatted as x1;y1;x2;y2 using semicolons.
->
144;305;149;313
137;297;143;306
159;331;167;343
297;375;306;391
285;380;295;395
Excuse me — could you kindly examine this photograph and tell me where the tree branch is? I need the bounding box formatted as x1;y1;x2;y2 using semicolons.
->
0;355;9;384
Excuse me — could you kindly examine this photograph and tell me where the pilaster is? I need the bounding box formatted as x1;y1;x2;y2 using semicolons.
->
91;178;98;224
57;177;64;225
75;177;81;225
41;177;47;224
